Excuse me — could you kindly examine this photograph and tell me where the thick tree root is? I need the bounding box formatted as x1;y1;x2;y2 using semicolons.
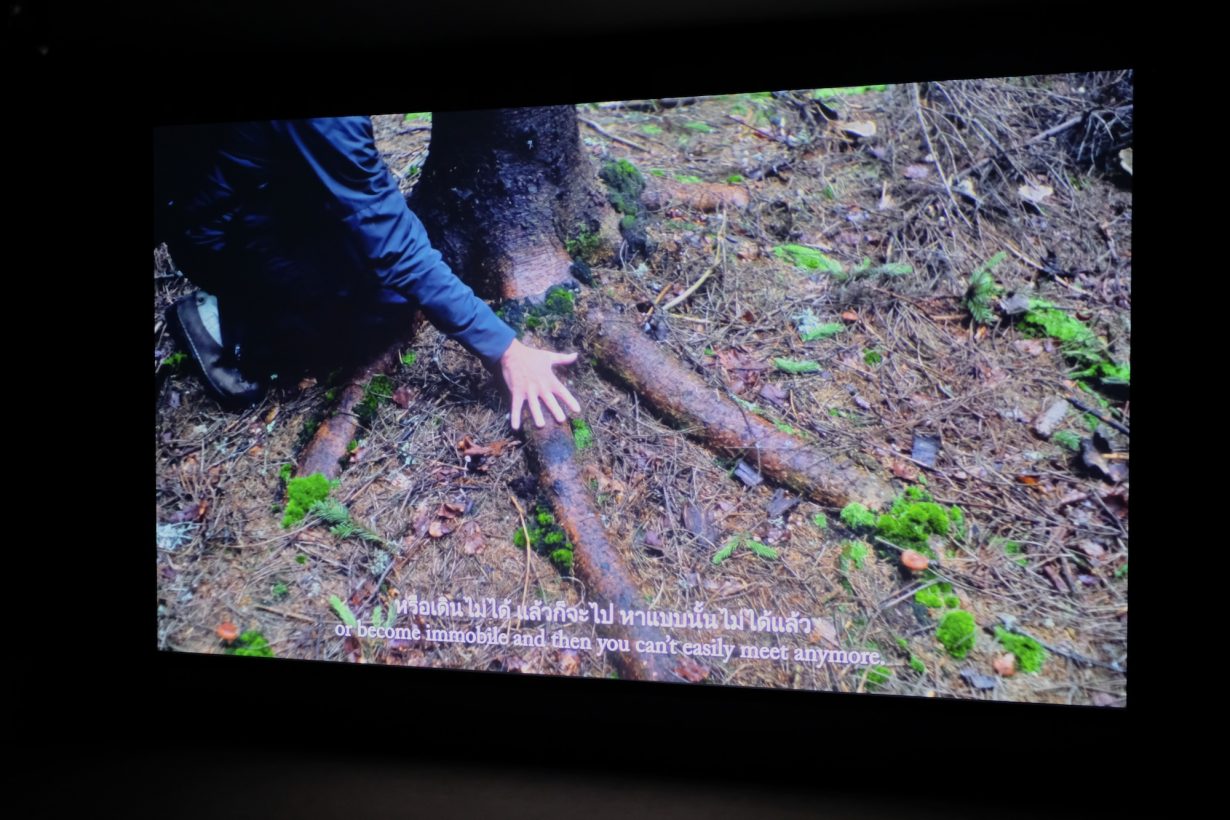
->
641;179;750;212
526;419;709;683
584;303;896;510
297;345;403;481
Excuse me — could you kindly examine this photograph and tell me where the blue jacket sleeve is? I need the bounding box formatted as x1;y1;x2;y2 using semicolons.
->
275;117;516;366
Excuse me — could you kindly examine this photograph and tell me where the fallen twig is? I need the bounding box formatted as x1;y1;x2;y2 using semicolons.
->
579;116;650;153
661;210;727;312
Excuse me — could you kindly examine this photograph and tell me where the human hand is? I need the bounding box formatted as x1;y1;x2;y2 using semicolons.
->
499;338;582;430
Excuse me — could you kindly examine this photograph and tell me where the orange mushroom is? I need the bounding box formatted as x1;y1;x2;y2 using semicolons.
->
216;622;240;643
901;550;929;571
994;653;1017;677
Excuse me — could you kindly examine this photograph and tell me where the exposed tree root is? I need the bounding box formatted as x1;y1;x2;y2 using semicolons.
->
584;302;896;510
641;179;750;212
525;419;709;683
297;344;403;481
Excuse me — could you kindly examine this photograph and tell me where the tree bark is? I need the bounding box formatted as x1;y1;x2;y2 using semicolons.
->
409;106;612;301
584;302;896;510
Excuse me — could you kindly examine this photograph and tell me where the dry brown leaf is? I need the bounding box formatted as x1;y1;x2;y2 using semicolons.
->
248;444;264;457
264;406;280;424
1101;489;1128;518
428;519;452;539
436;501;465;520
460;522;486;555
675;657;710;682
558;650;581;676
890;460;919;481
297;378;317;391
810;618;840;648
1078;540;1107;561
392;386;415;409
411;505;434;538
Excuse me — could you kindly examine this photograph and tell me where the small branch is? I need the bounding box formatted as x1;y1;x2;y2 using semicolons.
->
725;113;787;144
951;114;1085;182
913;82;972;229
254;604;317;623
510;493;532;626
578;116;650;153
661;210;727;312
1067;397;1130;435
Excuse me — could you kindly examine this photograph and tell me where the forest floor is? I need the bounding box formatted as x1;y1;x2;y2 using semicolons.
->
154;73;1131;706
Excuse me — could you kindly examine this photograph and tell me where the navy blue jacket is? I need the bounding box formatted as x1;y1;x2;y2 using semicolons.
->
156;117;516;366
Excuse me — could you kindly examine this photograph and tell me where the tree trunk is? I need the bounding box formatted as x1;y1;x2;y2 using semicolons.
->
409;106;611;301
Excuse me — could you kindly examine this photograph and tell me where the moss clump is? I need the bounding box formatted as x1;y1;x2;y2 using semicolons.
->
840;541;870;571
841;503;877;530
993;627;1049;673
356;375;394;426
228;631;274;658
161;351;188;372
544;286;575;316
915;581;960;610
874;487;966;556
908;655;926;674
1021;299;1129;391
565;229;601;262
513;503;574;572
865;665;892;690
278;464;294;483
571;418;593;450
281;473;332;528
937;610;976;659
505;287;579;338
599;159;646;215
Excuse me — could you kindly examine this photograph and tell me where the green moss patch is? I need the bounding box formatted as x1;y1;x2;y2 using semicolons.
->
842;489;967;558
839;541;870;571
281;473;332;528
773;244;844;273
937;610;976;659
227;630;274;658
571;418;593;450
513;504;575;572
599;159;646;216
1021;299;1129;392
356;374;394;426
993;627;1049;673
914;581;960;610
